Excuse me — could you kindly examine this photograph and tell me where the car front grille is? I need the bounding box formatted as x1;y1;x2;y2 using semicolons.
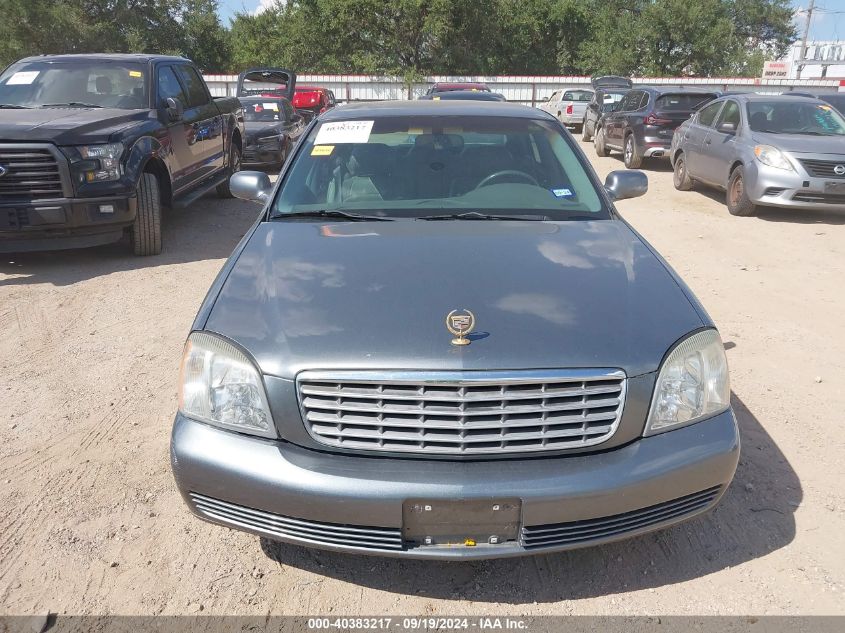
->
0;145;65;201
521;486;722;549
799;158;845;179
297;369;626;455
792;192;845;204
189;492;405;551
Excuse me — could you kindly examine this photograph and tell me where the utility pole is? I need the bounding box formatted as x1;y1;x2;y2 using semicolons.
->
797;0;816;79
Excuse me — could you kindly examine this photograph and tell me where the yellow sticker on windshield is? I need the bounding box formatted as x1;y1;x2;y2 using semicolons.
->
819;104;832;111
408;127;424;135
311;145;334;156
128;70;143;78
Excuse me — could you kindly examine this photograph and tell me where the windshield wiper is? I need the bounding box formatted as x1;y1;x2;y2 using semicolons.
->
40;102;102;108
273;210;394;222
0;104;31;109
419;211;548;221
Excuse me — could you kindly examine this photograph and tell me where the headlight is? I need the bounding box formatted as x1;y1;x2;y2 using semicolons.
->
62;142;124;183
257;134;283;144
644;329;730;435
178;332;275;438
754;145;793;171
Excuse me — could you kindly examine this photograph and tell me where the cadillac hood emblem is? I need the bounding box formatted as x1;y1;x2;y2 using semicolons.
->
446;309;476;346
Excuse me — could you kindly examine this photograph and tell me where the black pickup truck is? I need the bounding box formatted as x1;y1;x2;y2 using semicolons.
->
0;54;244;255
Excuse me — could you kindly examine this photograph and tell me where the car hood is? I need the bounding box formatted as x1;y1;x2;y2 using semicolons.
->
204;219;705;379
0;107;149;144
752;131;845;155
244;122;284;142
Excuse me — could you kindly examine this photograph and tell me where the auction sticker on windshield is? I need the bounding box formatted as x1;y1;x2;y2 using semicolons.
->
314;120;374;144
6;71;39;85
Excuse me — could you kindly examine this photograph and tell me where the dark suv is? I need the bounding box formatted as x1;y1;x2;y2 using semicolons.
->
594;86;717;168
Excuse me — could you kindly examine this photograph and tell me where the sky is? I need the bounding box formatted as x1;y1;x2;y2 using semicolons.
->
218;0;845;41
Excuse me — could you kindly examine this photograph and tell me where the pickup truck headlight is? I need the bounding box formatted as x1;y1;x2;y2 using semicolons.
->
62;142;125;183
754;145;793;171
257;134;283;145
644;329;730;436
178;332;276;438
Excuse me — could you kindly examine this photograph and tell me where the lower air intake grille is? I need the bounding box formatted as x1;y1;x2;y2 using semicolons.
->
521;486;722;549
189;492;404;551
297;369;626;455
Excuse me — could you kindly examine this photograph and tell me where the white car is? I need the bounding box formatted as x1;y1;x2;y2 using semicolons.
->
540;88;594;131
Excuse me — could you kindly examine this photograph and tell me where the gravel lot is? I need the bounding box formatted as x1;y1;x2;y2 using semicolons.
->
1;139;843;616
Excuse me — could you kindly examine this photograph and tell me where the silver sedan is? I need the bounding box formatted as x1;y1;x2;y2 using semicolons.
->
670;94;845;216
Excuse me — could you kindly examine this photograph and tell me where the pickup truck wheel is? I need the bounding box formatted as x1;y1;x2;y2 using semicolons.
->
581;122;592;142
726;166;757;216
131;173;162;256
216;143;242;198
623;134;643;169
594;127;610;157
673;153;694;191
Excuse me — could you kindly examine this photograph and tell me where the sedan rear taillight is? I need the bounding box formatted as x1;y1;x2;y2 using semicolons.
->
645;113;673;126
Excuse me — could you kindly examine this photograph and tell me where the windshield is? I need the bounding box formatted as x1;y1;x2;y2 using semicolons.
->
562;90;593;102
242;98;286;122
748;101;845;135
272;115;607;220
0;60;148;109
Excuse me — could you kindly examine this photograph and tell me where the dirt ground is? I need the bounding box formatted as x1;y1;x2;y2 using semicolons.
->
1;139;844;616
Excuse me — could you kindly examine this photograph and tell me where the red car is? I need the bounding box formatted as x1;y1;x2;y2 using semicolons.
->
292;85;337;121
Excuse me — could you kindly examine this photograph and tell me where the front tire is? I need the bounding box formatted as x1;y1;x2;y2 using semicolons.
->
594;127;610;157
727;166;757;216
581;121;592;142
623;134;643;169
673;153;694;191
216;141;242;198
132;173;162;256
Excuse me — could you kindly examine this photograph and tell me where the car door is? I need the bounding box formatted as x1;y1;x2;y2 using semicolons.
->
156;64;195;193
682;100;724;178
606;91;640;147
542;91;558;114
282;99;304;147
174;64;225;184
585;91;601;132
699;100;741;186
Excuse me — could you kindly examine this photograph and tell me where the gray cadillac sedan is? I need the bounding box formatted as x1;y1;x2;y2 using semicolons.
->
171;100;739;559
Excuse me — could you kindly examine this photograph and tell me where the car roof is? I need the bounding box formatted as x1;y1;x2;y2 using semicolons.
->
638;85;720;94
420;90;506;101
320;100;552;120
714;93;824;103
18;53;188;64
431;82;490;91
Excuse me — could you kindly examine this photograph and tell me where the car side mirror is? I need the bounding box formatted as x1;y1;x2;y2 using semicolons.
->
717;122;737;134
229;171;273;204
165;97;184;122
604;170;648;201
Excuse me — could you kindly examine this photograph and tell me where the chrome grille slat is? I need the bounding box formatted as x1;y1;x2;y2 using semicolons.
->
302;396;620;417
189;493;404;550
521;486;722;548
298;369;626;455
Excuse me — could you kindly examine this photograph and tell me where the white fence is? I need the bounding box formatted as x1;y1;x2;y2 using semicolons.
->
203;74;845;106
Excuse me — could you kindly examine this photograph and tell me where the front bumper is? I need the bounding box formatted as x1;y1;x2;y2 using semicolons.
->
171;409;740;559
745;160;845;209
0;195;136;252
243;143;284;168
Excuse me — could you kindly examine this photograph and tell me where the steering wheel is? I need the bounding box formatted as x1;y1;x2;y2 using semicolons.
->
475;170;539;190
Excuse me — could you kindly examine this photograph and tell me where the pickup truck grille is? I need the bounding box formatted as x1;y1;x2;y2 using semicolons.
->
298;369;626;455
799;158;845;179
0;146;65;200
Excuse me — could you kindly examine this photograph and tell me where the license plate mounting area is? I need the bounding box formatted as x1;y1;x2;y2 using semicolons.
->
402;498;522;548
